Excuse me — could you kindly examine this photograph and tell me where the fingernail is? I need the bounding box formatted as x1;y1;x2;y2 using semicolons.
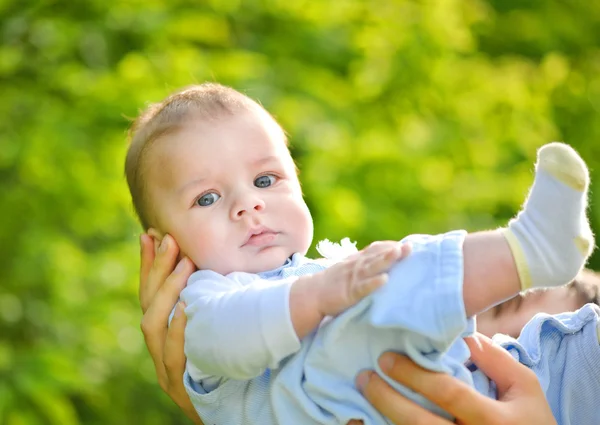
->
174;258;186;273
356;370;373;391
159;236;169;253
379;352;395;372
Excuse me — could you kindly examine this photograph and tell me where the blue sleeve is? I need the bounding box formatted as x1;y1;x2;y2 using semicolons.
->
369;231;468;352
491;304;600;425
181;271;301;381
272;231;472;424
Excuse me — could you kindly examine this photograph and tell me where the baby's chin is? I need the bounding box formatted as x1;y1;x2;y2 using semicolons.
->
246;252;293;274
220;249;293;275
198;245;302;275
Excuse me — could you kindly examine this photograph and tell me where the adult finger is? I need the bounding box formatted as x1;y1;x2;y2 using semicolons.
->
165;302;205;425
465;333;539;395
356;370;451;425
143;256;194;331
140;234;180;312
377;353;496;424
164;302;188;388
139;233;155;300
141;257;194;372
465;334;557;425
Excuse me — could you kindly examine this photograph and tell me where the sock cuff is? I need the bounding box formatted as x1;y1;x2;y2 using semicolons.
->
502;228;532;290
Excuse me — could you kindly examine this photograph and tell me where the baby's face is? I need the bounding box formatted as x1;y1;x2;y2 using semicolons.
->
146;109;313;275
476;285;584;338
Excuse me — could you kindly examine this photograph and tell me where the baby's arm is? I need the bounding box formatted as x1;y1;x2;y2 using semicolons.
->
182;242;410;381
290;241;411;339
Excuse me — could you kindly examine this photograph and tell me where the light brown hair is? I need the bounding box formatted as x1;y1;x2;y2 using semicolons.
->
570;268;600;306
125;83;280;229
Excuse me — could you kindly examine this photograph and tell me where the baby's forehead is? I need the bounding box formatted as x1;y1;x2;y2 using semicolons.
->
156;123;290;161
145;120;294;179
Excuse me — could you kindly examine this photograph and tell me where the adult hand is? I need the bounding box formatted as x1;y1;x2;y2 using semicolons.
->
352;333;556;425
139;233;203;425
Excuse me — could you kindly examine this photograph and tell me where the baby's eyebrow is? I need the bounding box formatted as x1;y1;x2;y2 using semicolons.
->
252;155;280;167
494;293;524;317
178;176;208;195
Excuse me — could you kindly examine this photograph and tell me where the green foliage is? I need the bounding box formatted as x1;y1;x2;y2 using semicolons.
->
1;0;600;423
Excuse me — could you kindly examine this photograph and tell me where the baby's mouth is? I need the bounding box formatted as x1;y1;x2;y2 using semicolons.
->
242;226;279;247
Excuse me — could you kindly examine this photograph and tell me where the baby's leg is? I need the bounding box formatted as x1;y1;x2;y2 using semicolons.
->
463;143;594;316
275;143;593;424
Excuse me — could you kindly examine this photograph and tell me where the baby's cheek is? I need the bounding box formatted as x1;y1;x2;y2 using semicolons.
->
184;246;205;270
187;237;221;271
294;203;314;254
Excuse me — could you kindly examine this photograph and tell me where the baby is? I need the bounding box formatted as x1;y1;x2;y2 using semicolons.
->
125;83;598;425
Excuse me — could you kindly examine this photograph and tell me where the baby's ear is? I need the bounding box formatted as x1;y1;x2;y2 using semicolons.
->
147;227;163;255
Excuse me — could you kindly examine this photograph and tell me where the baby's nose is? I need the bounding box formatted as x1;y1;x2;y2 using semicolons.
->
232;196;265;219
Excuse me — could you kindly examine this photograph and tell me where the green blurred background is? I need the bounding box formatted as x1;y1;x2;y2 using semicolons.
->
2;0;600;424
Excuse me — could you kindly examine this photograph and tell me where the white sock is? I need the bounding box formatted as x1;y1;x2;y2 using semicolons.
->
503;142;594;290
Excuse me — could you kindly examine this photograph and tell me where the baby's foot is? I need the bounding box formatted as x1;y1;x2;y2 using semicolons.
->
503;142;594;289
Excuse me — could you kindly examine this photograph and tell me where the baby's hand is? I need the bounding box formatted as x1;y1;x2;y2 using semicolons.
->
316;241;411;317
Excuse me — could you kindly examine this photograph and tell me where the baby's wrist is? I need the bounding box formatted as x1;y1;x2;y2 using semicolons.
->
289;275;326;339
311;273;329;318
313;267;349;318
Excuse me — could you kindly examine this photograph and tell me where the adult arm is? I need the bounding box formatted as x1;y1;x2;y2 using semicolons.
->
351;333;557;425
139;234;203;425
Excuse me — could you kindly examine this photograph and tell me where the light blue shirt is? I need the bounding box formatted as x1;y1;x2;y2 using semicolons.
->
473;304;600;425
180;231;600;425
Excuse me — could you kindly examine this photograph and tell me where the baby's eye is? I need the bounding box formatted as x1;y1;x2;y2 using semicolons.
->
196;192;220;207
254;175;276;188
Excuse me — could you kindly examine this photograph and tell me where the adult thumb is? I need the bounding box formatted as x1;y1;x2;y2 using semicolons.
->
465;333;534;395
